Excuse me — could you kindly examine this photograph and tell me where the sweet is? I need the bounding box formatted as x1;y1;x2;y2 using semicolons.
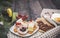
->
28;20;37;34
36;17;55;32
14;14;39;35
28;22;34;31
20;27;26;32
17;27;28;35
14;15;28;35
54;17;60;22
14;27;17;32
16;14;28;20
17;21;28;35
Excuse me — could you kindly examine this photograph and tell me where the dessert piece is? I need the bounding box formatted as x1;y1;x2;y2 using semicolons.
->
17;21;28;35
15;19;23;28
20;27;26;32
14;15;28;34
36;17;55;32
14;22;22;32
22;15;28;21
28;20;37;34
16;22;22;27
14;26;18;32
16;14;28;20
18;27;28;35
16;15;28;27
16;14;22;19
54;17;60;22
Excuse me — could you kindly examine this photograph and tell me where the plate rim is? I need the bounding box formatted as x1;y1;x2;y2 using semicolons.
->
43;16;57;27
9;24;39;37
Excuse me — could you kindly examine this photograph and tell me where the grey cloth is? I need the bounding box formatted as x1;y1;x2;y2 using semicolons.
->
7;26;60;38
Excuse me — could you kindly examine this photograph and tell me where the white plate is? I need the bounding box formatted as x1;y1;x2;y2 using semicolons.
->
43;16;57;27
10;24;39;37
51;13;60;24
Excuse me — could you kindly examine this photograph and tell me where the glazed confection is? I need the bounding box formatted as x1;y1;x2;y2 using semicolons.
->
36;17;55;32
28;20;37;34
17;21;28;34
14;15;28;35
54;17;60;22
